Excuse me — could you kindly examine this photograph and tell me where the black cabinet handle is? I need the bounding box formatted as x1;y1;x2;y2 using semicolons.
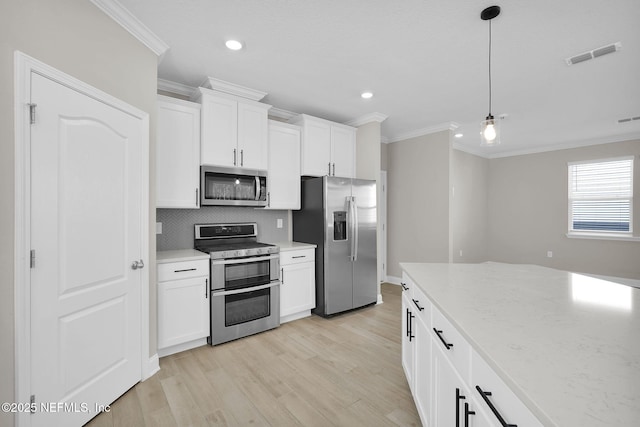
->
174;268;197;273
412;299;424;311
401;282;409;291
205;278;208;299
433;328;454;350
407;310;415;342
406;309;410;337
476;386;517;427
456;388;466;427
464;402;475;427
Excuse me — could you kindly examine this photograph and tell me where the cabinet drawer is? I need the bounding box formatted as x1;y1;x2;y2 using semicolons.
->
431;305;471;383
410;283;431;325
158;259;209;282
280;248;315;265
472;350;543;427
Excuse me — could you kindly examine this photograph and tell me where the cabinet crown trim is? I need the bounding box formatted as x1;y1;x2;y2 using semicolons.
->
200;76;268;101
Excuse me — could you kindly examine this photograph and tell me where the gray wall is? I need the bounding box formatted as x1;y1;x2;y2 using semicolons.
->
452;150;490;263
487;140;640;279
157;207;290;250
381;142;389;171
387;131;451;278
356;121;381;181
0;1;158;421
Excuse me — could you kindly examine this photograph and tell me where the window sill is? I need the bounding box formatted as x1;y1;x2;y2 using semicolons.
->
566;232;640;242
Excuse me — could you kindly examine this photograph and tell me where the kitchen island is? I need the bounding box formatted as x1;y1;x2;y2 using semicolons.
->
401;262;640;427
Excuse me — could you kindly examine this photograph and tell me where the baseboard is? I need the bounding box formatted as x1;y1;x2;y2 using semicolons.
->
385;275;402;285
157;338;208;358
281;310;311;324
142;353;160;380
376;293;384;304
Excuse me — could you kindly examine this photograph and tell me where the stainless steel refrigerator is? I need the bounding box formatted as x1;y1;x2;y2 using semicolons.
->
293;176;377;316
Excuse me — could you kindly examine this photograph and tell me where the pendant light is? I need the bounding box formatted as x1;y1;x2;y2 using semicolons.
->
480;5;501;146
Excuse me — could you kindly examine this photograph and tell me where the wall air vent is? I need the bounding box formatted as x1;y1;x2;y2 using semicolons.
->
617;116;640;124
566;42;621;66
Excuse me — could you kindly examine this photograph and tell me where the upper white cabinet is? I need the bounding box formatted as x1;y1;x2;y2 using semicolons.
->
267;121;301;210
290;114;356;178
156;95;201;209
195;87;271;170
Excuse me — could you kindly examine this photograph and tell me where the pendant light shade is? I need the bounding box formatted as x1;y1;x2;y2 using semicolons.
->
480;6;501;146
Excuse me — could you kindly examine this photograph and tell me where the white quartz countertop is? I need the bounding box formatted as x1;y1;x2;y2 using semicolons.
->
273;241;317;251
157;249;209;263
400;262;640;427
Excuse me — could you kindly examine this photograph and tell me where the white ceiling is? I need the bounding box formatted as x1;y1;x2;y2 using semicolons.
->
117;0;640;157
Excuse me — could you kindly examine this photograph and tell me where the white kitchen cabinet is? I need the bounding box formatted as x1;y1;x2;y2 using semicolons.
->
401;268;544;427
290;114;356;178
279;247;315;323
156;95;201;208
267;121;301;210
157;254;210;357
196;87;271;170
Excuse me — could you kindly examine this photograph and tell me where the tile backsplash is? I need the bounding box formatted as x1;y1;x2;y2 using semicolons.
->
156;207;290;251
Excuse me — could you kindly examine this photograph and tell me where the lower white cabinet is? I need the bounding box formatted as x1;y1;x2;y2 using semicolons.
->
280;248;315;323
401;270;542;427
157;257;210;357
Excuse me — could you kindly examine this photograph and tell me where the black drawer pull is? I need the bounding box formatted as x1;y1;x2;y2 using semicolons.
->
464;402;475;427
401;282;409;291
174;268;197;273
291;255;306;259
476;386;517;427
456;388;466;427
412;299;424;311
433;328;454;350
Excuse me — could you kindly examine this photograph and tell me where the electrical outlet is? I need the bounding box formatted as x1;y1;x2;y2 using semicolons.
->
547;251;553;258
459;249;463;257
277;218;283;229
156;222;162;235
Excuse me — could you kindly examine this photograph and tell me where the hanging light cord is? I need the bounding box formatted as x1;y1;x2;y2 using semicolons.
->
488;19;493;117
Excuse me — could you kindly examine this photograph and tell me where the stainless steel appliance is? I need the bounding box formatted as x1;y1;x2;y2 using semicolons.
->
293;176;377;316
194;223;280;345
200;165;267;207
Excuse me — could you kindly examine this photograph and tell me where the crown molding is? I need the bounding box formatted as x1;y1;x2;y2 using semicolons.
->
268;107;298;121
90;0;169;57
387;121;459;143
157;79;197;98
200;76;267;101
345;112;389;127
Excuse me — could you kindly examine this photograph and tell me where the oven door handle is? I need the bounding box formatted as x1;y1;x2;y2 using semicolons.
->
212;281;280;297
211;254;280;265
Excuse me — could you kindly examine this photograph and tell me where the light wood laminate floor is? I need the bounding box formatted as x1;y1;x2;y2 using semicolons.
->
85;283;420;427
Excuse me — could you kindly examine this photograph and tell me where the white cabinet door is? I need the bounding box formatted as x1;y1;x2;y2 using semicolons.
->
414;310;432;426
156;96;201;208
331;125;356;178
280;262;315;318
158;276;210;349
200;94;238;167
238;102;268;170
301;118;332;176
433;344;468;427
267;121;301;209
401;291;415;392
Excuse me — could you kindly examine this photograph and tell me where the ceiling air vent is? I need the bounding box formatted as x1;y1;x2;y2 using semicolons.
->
617;116;640;124
566;42;621;66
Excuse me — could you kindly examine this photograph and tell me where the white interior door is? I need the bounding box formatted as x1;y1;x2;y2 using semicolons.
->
30;72;143;426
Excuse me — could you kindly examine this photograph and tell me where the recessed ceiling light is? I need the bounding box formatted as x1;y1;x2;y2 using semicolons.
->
454;133;464;138
225;40;243;51
361;92;373;99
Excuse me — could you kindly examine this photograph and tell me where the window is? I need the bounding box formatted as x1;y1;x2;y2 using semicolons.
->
568;157;633;234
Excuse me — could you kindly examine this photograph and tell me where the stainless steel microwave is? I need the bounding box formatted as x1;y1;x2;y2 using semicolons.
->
200;165;267;207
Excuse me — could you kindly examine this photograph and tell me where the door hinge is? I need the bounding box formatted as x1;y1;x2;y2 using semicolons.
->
30;250;36;268
28;103;37;124
30;394;35;413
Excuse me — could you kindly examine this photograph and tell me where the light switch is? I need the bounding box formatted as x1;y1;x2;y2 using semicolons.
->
277;218;283;229
156;222;162;234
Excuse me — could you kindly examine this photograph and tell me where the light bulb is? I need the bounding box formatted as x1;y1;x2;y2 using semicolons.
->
483;123;496;142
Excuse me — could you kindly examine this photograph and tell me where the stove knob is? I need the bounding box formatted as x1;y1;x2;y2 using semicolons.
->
235;250;241;257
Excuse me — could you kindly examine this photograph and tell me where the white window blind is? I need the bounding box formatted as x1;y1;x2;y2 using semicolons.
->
568;157;633;232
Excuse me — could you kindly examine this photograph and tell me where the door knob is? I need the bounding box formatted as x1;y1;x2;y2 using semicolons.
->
131;259;144;270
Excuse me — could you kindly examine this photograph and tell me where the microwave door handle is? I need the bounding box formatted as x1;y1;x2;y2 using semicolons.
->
255;176;261;201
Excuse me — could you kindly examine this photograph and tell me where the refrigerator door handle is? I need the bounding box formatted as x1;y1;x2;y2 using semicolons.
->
352;196;359;261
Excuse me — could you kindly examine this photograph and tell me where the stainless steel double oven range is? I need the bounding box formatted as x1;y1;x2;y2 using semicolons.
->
195;223;280;346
